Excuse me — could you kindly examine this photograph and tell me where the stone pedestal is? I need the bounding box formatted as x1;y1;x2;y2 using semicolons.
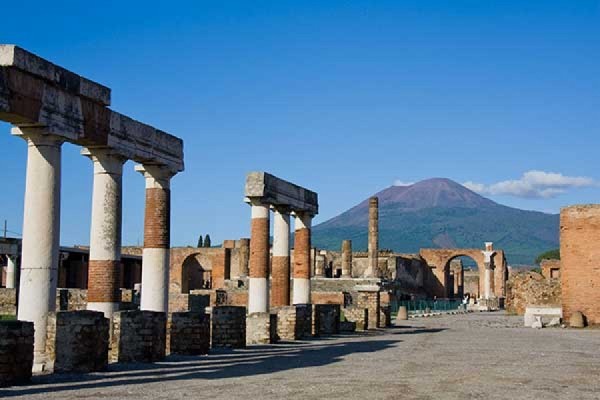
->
110;310;167;363
246;312;275;345
167;312;210;355
356;285;380;330
0;321;34;387
313;304;341;335
46;311;109;373
211;306;246;348
343;306;369;331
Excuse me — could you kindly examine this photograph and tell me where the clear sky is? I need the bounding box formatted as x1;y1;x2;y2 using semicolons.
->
0;1;598;247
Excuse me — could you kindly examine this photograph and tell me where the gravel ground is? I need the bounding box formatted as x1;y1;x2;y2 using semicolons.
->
2;312;599;400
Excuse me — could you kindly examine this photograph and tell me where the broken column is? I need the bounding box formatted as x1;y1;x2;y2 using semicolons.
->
341;240;352;278
482;242;495;300
84;148;125;318
13;128;63;363
293;212;312;305
271;206;290;307
5;255;16;289
136;165;174;313
366;197;379;278
248;199;270;313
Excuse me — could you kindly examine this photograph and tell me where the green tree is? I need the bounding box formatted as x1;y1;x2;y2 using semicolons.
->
204;234;211;248
535;248;560;265
197;235;203;248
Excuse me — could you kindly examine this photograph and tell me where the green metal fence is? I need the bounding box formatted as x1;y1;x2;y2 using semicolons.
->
390;299;464;315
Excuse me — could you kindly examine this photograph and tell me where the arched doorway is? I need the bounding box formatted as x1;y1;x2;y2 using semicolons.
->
444;255;480;299
181;253;211;293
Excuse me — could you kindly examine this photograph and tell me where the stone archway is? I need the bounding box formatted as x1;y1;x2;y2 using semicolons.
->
420;247;507;299
181;253;211;293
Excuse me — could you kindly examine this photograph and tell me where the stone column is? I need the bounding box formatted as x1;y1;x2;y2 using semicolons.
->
293;212;312;305
248;199;270;313
271;206;291;307
13;128;63;362
341;240;352;278
366;197;379;278
84;149;125;318
238;238;250;277
5;255;17;289
136;165;174;312
482;249;495;300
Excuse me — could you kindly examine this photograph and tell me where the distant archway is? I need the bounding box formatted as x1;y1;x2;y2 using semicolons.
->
181;253;211;293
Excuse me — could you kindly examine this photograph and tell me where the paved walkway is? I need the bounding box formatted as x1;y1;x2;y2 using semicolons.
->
2;312;599;399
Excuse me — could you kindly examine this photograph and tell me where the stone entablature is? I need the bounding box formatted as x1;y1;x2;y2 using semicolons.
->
244;172;318;215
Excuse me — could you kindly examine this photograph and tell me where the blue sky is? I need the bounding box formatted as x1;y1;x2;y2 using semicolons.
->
1;1;598;246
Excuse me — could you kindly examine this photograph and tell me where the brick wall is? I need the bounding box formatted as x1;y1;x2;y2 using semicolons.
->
110;311;166;363
357;290;380;329
541;259;561;280
167;312;210;355
46;311;109;373
211;306;246;348
0;321;34;387
561;205;600;325
505;271;562;315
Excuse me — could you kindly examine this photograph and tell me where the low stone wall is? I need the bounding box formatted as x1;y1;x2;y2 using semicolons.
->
506;272;561;315
343;306;368;331
313;304;341;335
357;288;380;329
167;312;210;355
56;288;87;311
246;312;274;345
110;311;166;363
0;288;16;315
211;306;246;348
0;321;34;387
46;311;109;373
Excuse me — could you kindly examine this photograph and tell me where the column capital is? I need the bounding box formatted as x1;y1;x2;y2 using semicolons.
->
11;127;65;146
270;204;291;215
482;250;496;264
135;164;176;189
82;148;127;175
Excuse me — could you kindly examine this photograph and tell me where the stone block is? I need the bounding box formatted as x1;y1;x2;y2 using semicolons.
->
46;311;109;373
0;288;16;315
379;305;391;328
343;306;368;331
396;306;408;322
110;311;166;363
294;304;313;339
246;312;274;345
211;306;246;348
0;320;34;387
570;311;585;328
313;304;341;336
356;289;380;329
167;312;210;355
524;307;562;328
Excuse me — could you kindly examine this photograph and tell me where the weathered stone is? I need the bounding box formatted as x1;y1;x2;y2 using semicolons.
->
531;316;543;329
244;171;318;215
569;311;585;328
246;312;274;345
0;321;34;387
396;306;408;322
167;312;210;355
343;306;368;331
211;306;246;348
313;304;340;336
110;311;166;363
506;272;561;316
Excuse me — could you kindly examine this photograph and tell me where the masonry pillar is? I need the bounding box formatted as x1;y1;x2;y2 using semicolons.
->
293;212;312;305
315;254;326;277
271;206;290;307
482;244;495;300
341;240;352;278
248;199;270;313
84;149;125;318
13;128;63;363
6;255;17;289
238;238;250;277
136;165;174;312
366;197;379;278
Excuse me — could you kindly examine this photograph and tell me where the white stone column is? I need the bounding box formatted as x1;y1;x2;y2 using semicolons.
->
13;127;63;363
247;199;270;313
482;249;495;300
83;148;126;318
293;212;312;305
5;255;16;289
136;165;174;312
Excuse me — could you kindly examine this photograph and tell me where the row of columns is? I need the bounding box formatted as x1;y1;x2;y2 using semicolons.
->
13;128;177;362
247;199;313;313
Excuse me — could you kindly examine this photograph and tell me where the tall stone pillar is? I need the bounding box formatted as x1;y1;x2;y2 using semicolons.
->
5;255;17;289
13;128;63;363
136;165;174;312
238;238;250;277
482;247;495;300
293;212;312;305
365;197;379;278
341;240;353;278
271;206;290;307
248;199;270;313
84;149;125;318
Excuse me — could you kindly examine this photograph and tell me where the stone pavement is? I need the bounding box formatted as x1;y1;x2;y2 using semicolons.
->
1;312;599;399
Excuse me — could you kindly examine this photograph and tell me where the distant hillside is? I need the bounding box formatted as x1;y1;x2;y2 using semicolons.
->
312;178;559;265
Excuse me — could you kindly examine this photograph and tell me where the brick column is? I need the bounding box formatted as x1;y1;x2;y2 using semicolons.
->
12;127;63;363
365;197;379;278
293;212;312;305
271;206;290;307
341;240;352;278
83;148;126;318
247;199;270;313
136;165;174;312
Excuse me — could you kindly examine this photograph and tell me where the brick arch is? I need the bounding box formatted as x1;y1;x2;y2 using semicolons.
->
181;253;211;293
420;248;507;299
169;248;217;294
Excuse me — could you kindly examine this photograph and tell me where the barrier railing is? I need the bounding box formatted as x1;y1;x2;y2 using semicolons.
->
390;299;465;316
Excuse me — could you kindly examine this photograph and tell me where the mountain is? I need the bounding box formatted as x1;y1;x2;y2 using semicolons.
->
312;178;559;265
